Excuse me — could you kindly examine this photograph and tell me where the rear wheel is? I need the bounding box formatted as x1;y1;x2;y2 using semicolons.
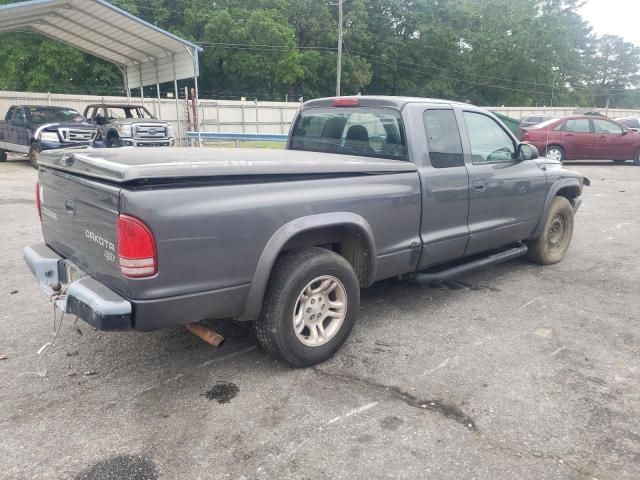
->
527;196;574;265
0;149;7;162
254;247;360;367
544;145;565;162
28;143;40;169
634;149;640;166
612;160;626;164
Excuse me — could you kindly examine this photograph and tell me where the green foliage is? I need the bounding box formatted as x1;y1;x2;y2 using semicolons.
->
0;0;638;107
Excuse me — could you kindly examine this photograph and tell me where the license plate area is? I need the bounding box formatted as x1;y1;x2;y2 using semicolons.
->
58;260;86;285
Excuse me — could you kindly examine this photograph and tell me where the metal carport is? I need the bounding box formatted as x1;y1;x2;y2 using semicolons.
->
0;0;203;143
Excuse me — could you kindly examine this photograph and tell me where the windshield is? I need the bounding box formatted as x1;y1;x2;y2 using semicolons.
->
289;108;407;160
28;107;85;124
529;118;559;129
105;106;154;119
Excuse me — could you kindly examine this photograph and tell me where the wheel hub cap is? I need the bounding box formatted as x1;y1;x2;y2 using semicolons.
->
548;214;566;250
293;275;347;347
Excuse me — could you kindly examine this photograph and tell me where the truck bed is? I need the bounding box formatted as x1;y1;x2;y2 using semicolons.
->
39;147;417;183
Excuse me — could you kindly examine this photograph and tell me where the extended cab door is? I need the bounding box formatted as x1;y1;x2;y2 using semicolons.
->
458;109;547;256
404;104;470;269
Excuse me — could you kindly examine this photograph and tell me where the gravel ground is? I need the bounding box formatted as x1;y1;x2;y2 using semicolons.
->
0;156;638;480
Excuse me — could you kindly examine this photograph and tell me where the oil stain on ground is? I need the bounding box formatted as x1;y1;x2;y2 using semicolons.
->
204;382;239;404
315;369;476;429
75;455;157;480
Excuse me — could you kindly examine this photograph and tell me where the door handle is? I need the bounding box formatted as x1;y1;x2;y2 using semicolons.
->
65;199;76;215
472;180;487;192
564;133;573;137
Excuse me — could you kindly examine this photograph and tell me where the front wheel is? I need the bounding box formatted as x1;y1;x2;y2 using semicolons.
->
0;149;7;162
106;135;121;148
526;196;574;265
254;247;360;367
28;143;40;169
634;149;640;166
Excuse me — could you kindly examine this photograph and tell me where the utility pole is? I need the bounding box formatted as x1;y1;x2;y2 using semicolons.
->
336;0;343;97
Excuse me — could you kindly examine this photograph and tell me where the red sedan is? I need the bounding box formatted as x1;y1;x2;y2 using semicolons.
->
520;115;640;165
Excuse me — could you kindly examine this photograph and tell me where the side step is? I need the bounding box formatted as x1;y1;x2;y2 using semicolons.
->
411;243;528;284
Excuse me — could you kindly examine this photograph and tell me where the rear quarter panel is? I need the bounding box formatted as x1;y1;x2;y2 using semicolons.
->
120;172;422;301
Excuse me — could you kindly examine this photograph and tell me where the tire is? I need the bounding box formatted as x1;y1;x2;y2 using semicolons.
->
0;149;7;162
544;145;565;162
28;143;40;169
612;160;626;164
527;196;574;265
106;135;121;148
634;149;640;166
254;247;360;368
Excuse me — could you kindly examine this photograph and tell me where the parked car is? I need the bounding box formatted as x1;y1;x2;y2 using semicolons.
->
0;105;99;167
520;115;640;164
83;104;174;148
617;116;640;133
519;115;554;128
24;96;588;367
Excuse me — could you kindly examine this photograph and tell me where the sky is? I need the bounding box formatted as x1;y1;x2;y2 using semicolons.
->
579;0;640;46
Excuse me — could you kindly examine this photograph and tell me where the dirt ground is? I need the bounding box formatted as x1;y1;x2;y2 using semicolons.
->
1;156;638;479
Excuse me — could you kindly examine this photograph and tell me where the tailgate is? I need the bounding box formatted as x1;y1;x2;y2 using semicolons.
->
39;166;127;295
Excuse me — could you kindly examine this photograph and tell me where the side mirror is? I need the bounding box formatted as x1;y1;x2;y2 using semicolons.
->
516;142;539;161
621;130;628;136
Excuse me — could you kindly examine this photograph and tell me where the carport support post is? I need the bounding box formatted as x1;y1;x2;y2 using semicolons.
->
122;67;131;104
192;47;202;147
138;64;145;108
172;54;182;147
155;60;161;119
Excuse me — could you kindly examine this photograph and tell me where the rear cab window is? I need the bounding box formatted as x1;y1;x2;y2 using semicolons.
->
289;107;407;160
423;110;464;168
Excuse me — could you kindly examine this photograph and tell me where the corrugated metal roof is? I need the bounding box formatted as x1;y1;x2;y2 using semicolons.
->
0;0;202;88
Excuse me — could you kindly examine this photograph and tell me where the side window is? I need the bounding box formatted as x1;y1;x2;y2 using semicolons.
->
423;110;464;168
5;107;15;121
559;119;590;133
593;119;623;135
14;108;25;121
463;111;515;164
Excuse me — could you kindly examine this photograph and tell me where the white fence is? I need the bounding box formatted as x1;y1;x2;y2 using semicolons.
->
2;90;639;142
0;91;302;142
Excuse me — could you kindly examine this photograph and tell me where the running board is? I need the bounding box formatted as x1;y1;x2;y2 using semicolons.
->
411;244;528;284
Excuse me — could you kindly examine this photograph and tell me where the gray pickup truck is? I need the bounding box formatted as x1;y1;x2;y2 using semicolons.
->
83;104;174;148
24;96;588;367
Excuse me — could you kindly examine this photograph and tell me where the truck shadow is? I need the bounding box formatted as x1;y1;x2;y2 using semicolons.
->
34;257;528;400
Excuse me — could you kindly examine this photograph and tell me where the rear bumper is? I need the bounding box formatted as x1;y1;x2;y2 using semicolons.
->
23;244;132;330
23;243;251;331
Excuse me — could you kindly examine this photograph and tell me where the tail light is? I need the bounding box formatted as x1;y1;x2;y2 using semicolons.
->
35;182;42;221
117;214;157;278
